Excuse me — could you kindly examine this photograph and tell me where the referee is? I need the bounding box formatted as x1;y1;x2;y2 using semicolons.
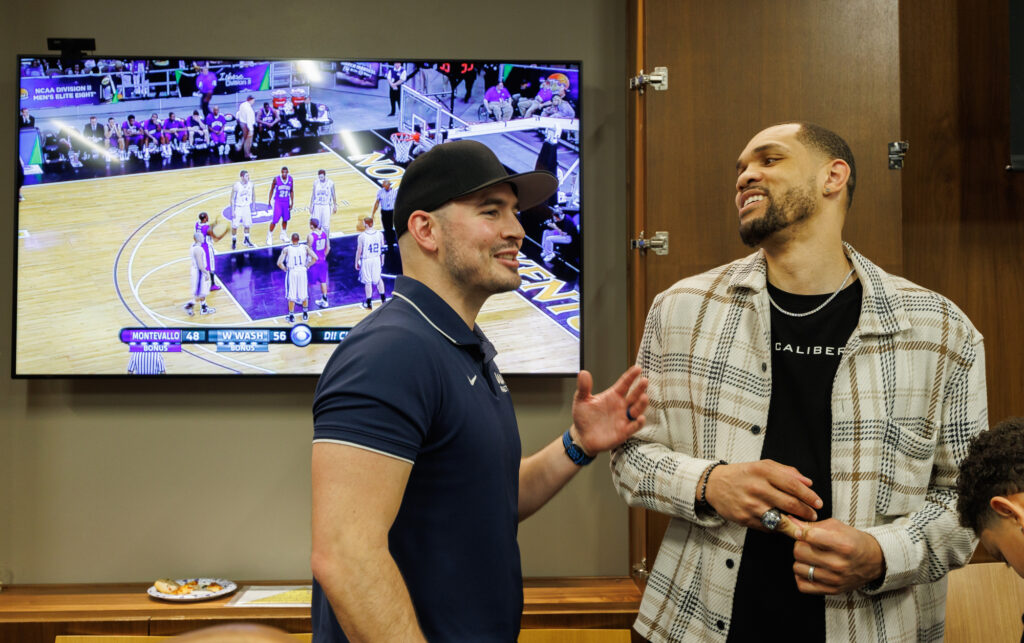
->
371;180;399;248
127;351;166;375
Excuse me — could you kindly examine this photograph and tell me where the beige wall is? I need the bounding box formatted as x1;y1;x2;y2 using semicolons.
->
0;1;630;583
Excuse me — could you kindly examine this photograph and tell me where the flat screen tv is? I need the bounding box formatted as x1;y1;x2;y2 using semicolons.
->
14;57;582;376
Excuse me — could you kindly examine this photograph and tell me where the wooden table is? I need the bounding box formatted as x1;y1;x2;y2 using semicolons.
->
0;577;641;642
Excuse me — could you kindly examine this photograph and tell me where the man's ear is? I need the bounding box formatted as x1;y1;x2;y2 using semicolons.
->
406;210;439;253
822;159;851;197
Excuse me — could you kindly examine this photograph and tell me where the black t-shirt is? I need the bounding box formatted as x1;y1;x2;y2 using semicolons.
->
727;279;862;642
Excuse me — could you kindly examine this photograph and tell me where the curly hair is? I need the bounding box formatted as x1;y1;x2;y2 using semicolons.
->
956;417;1024;533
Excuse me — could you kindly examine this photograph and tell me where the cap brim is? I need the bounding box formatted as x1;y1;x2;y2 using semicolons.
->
450;170;559;212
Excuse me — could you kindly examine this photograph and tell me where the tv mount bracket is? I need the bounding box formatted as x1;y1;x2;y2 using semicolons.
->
47;38;96;61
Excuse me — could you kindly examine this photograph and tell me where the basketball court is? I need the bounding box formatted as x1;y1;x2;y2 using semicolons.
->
17;142;578;375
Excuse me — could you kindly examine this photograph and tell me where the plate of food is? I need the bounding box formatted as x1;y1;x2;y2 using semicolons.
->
148;578;237;602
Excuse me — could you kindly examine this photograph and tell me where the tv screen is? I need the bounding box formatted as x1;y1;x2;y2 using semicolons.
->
14;57;582;376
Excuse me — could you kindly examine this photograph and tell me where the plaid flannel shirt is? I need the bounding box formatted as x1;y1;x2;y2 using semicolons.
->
611;244;987;642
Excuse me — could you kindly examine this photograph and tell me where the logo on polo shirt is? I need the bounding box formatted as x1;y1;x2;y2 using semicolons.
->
467;375;478;386
494;371;508;393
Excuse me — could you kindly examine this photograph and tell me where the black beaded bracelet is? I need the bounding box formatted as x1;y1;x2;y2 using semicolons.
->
698;460;727;506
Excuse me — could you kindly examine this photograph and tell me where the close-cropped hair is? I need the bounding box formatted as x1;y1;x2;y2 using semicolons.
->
782;121;857;210
956;417;1024;533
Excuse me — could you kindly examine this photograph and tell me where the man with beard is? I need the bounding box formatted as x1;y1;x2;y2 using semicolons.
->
610;122;988;642
311;140;649;642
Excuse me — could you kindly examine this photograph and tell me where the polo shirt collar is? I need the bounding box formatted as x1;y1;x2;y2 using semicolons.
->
392;276;497;362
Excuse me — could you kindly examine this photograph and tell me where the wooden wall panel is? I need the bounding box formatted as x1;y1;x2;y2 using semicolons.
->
900;0;1024;422
640;0;902;315
946;562;1024;642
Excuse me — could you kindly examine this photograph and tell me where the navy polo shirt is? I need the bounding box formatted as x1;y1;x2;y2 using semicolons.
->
311;275;522;642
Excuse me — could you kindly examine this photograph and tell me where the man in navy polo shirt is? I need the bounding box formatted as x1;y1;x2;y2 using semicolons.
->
311;140;649;642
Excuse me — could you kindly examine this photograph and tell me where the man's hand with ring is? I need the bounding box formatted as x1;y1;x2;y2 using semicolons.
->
761;508;804;539
760;508;782;530
569;366;649;455
703;459;822;530
791;518;885;594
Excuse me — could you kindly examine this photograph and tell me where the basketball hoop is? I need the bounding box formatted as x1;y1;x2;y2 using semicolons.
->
390;131;420;163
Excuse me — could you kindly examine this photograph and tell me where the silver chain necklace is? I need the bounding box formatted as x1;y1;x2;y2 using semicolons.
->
767;267;856;318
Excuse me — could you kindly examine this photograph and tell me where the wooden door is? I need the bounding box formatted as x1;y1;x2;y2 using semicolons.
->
626;0;903;582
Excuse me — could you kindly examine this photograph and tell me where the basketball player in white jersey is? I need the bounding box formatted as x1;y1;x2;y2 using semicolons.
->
230;169;256;249
184;231;216;316
309;168;337;234
354;215;386;310
277;232;318;323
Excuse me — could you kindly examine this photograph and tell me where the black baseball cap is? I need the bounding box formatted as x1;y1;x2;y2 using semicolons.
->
393;140;558;237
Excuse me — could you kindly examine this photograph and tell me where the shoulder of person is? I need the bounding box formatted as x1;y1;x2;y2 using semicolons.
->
884;272;984;346
645;254;759;331
329;314;445;382
656;253;754;302
832;250;980;358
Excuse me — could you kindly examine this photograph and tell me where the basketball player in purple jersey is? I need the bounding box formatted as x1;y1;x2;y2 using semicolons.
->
122;115;145;158
277;233;318;323
163;112;187;156
186;110;208;149
307;218;331;308
267;166;294;246
184;231;216;316
195;211;227;290
143;113;163;159
206;105;228;156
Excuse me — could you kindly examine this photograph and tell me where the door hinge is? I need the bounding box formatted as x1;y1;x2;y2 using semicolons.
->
888;141;909;169
631;557;651;582
629;67;668;94
630;230;669;255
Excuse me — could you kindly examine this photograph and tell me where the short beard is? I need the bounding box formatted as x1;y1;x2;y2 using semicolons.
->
739;179;817;247
437;216;522;294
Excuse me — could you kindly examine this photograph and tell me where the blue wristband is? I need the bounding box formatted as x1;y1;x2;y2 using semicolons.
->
562;429;594;466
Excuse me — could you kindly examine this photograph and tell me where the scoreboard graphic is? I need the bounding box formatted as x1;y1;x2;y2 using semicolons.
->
120;326;350;353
